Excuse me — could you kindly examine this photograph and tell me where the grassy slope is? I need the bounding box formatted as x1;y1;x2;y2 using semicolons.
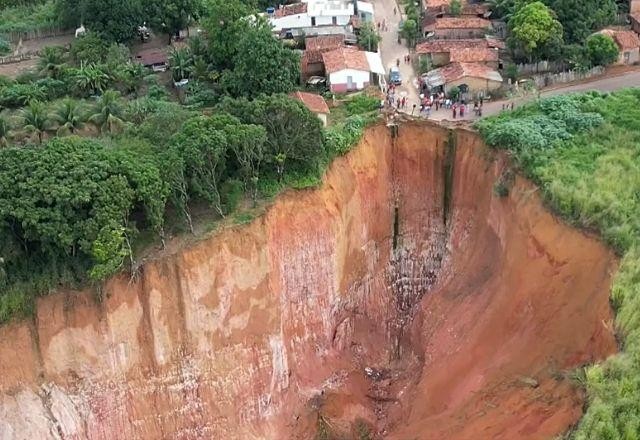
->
477;89;640;439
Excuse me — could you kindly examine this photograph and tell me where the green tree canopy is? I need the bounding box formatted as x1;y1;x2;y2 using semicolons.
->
221;23;300;97
508;1;563;61
202;0;254;69
145;0;204;43
357;22;381;52
586;33;619;67
58;0;143;42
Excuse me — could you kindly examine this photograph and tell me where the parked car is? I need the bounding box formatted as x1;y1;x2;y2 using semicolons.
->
389;66;402;85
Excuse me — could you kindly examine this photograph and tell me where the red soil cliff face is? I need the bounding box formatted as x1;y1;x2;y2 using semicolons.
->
0;123;617;439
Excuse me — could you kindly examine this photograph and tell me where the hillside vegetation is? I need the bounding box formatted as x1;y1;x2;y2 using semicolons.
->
477;89;640;439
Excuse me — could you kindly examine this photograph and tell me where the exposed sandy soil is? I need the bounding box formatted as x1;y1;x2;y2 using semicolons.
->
0;122;617;439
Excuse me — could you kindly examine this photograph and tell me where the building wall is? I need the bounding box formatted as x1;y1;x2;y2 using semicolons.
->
312;15;351;26
632;17;640;34
317;112;329;126
619;47;640;65
419;52;451;67
435;28;488;39
446;76;502;96
632;0;640;14
329;69;371;91
270;14;312;32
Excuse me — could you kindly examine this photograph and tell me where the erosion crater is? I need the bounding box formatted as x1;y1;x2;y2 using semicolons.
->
0;122;617;439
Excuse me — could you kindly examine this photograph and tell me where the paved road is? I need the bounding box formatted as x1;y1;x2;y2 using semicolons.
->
372;0;419;107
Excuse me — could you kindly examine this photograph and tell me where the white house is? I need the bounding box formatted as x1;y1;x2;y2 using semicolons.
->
269;0;354;32
290;91;331;126
322;47;384;92
356;1;374;23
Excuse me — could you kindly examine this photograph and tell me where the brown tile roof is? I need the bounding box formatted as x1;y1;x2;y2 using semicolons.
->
631;13;640;24
449;47;499;62
614;30;640;50
290;91;330;114
436;17;492;29
485;35;506;49
322;47;369;73
306;35;345;51
303;49;324;64
135;49;168;66
439;62;502;83
274;2;307;18
416;38;489;54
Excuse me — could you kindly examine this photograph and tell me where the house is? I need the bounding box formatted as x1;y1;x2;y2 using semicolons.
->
425;0;490;17
269;0;355;33
356;1;374;23
290;91;331;126
301;35;345;79
631;14;640;34
422;62;503;96
135;49;168;72
599;29;640;65
415;39;498;67
423;17;492;39
322;47;385;92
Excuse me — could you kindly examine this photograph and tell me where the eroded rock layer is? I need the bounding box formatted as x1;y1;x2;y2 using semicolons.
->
0;123;617;439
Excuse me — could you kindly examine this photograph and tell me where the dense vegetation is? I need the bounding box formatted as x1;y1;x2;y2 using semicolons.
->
0;0;379;321
477;89;640;439
491;0;622;67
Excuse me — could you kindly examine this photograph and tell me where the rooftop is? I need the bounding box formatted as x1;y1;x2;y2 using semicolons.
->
436;17;492;29
274;2;308;18
416;38;489;54
426;62;502;85
290;91;330;114
599;29;640;50
322;47;370;73
449;47;499;63
306;35;345;51
135;49;168;66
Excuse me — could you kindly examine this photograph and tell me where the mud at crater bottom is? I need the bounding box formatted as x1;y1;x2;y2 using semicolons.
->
0;123;617;440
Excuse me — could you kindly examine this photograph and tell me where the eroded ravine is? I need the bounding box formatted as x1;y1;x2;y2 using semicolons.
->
0;122;617;439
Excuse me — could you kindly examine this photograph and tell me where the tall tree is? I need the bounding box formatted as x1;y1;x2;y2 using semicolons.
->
546;0;616;44
171;116;229;216
145;0;203;43
58;0;143;42
202;0;254;69
221;23;300;97
357;22;382;52
508;1;563;61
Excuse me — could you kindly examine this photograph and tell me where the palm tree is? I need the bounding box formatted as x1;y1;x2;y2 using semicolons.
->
20;101;50;144
38;46;66;79
169;48;192;82
88;90;126;134
75;63;110;96
52;98;86;135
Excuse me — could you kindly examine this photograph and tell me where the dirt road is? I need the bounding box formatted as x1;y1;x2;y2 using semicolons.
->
372;0;419;106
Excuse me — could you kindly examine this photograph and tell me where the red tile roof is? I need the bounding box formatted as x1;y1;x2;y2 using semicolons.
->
449;47;499;63
438;62;502;83
290;91;330;114
614;30;640;50
416;38;489;54
135;49;167;66
631;13;640;23
306;35;345;51
436;17;492;29
599;29;640;50
322;47;369;73
274;2;307;18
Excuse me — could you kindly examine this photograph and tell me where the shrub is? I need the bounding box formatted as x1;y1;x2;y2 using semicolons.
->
345;94;379;116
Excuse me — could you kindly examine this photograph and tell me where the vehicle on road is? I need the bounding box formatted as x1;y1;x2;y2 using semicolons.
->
389;66;402;85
